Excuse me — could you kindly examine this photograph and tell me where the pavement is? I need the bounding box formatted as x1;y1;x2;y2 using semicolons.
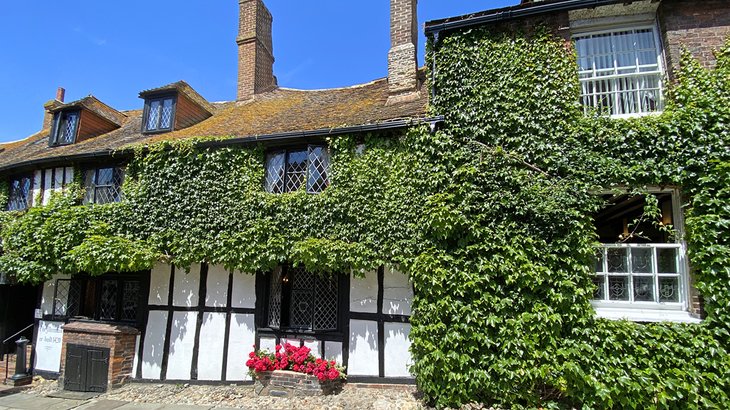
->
0;389;225;410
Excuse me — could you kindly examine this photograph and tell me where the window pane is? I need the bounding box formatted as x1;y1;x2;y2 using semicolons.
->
608;276;630;301
592;275;605;300
53;280;81;318
147;100;161;130
122;281;140;321
607;248;628;273
659;277;680;303
314;274;338;330
658;248;678;273
83;170;95;205
633;276;654;302
100;280;118;320
268;268;283;328
285;150;307;192
160;98;174;129
58;112;79;144
7;177;31;211
289;266;315;329
631;248;653;273
264;152;285;193
307;146;330;193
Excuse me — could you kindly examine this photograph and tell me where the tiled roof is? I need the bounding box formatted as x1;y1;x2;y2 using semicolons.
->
0;75;428;172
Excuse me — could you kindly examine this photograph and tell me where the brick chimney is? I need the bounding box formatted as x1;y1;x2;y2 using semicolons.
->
387;0;420;105
237;0;277;101
42;87;65;130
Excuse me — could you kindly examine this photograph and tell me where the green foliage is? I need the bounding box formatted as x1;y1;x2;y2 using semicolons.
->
0;22;728;410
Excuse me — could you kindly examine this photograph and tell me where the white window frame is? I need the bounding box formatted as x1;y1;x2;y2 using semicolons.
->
591;187;700;323
573;22;666;118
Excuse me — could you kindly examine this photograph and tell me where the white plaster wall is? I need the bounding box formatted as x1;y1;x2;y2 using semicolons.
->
348;319;379;376
53;167;63;192
226;313;256;381
350;270;378;313
198;312;227;381
132;335;141;379
259;337;277;353
231;270;256;309
383;267;413;316
32;171;42;207
141;311;168;379
64;167;73;185
303;339;322;357
148;263;171;305
42;170;52;205
206;265;229;308
166;311;197;380
324;341;343;364
34;320;64;372
384;323;413;377
173;264;200;307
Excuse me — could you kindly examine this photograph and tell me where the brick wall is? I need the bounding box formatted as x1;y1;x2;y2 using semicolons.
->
60;322;139;390
237;0;276;101
388;0;419;100
658;0;730;77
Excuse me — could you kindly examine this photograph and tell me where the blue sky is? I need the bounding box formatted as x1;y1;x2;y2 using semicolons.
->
0;1;516;142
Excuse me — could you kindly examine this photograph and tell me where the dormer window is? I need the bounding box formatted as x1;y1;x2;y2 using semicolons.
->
50;110;80;146
143;95;176;133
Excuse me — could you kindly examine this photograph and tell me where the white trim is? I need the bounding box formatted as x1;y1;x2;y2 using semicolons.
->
594;306;701;324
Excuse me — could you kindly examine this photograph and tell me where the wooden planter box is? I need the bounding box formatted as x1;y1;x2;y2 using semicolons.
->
254;370;343;397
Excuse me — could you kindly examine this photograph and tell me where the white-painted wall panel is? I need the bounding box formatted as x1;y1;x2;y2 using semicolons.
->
141;311;168;379
197;312;227;381
231;271;256;309
148;263;171;305
173;264;200;307
166;311;197;380
132;335;141;379
34;320;64;372
383;267;413;316
32;171;42;207
206;265;229;308
259;337;277;353
227;313;256;381
384;323;413;378
324;341;343;364
53;167;64;192
42;170;52;205
350;270;378;313
303;339;322;357
348;319;379;376
64;167;74;185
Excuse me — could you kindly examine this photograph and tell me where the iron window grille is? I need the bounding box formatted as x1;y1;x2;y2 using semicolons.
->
7;175;32;211
51;276;142;324
83;167;125;205
266;266;340;332
574;26;665;117
264;145;330;194
50;110;80;146
142;95;176;133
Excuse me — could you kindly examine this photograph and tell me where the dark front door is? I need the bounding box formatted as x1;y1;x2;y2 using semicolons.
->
63;344;109;392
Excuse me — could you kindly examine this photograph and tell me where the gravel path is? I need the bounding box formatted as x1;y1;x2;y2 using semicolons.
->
24;378;431;410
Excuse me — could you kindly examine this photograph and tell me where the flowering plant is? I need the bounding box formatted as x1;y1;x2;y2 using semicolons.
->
246;343;346;382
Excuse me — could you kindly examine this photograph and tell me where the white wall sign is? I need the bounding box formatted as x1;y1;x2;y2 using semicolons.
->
34;320;64;372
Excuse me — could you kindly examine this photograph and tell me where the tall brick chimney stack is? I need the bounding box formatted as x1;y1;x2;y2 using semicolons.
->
42;87;66;130
387;0;420;105
237;0;277;101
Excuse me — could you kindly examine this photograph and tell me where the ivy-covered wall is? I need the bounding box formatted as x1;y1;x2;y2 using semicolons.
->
0;25;729;410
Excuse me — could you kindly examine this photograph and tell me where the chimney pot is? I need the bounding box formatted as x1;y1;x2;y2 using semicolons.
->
237;0;277;101
56;87;65;103
387;0;420;104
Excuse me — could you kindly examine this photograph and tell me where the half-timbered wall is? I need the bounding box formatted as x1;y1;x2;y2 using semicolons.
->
32;167;74;206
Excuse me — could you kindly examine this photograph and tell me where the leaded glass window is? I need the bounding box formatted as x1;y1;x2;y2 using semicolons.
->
83;167;125;204
264;146;330;194
575;26;664;116
50;111;80;146
52;279;82;320
267;266;339;331
143;96;175;132
7;175;32;211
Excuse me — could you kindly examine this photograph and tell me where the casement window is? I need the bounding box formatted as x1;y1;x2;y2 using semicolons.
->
83;167;125;205
574;26;664;117
7;175;32;211
142;95;175;133
51;275;143;324
50;110;80;146
264;145;330;194
266;266;340;332
592;189;696;322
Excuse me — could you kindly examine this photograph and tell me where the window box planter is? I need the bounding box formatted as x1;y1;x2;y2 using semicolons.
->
254;369;343;397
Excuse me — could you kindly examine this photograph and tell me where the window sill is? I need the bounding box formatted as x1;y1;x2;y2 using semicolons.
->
593;306;701;324
606;111;663;120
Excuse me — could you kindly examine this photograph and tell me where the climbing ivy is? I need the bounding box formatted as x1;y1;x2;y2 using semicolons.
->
0;22;729;409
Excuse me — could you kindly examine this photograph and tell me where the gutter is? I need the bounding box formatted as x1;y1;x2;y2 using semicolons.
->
0;116;445;174
424;0;626;36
